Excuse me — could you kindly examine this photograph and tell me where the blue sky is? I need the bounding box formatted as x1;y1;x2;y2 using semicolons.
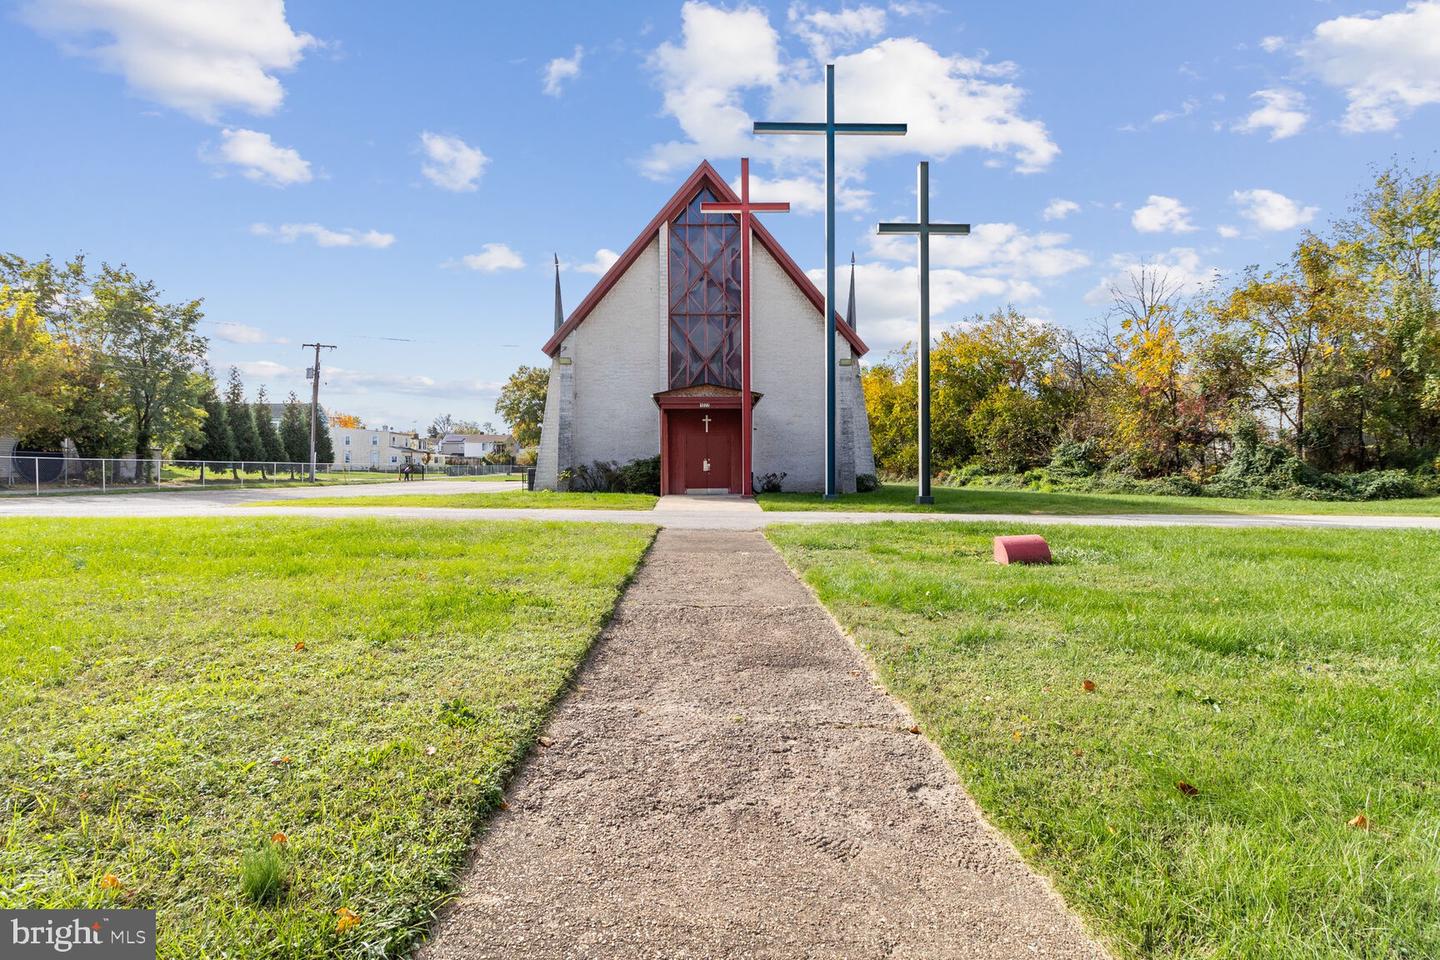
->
5;1;1440;430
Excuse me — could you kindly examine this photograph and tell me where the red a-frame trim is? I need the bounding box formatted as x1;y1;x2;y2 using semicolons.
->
542;160;868;358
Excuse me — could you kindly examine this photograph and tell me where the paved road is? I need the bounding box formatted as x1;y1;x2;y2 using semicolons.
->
420;529;1110;960
3;481;1439;530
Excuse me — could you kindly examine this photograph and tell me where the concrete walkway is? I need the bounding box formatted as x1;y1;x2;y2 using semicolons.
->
420;529;1109;960
3;481;1438;529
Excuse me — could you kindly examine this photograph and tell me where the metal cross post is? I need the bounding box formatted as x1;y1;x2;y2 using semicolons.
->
755;64;905;499
877;161;969;504
701;157;790;497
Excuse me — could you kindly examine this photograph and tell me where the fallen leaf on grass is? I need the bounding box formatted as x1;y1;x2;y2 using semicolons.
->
424;745;437;757
1348;813;1370;830
1073;749;1085;758
293;641;306;652
270;756;292;766
1176;781;1199;797
1012;730;1024;743
1081;679;1097;693
335;908;360;933
99;873;122;890
270;832;288;845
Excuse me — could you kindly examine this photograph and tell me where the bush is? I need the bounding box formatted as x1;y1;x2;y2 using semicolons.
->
1048;440;1102;479
568;456;661;493
568;460;621;492
937;463;989;487
616;455;661;494
1102;450;1144;479
755;472;786;494
1355;469;1421;500
1211;420;1328;493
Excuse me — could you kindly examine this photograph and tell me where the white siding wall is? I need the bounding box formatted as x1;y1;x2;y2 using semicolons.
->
568;236;668;468
749;242;852;492
536;226;872;493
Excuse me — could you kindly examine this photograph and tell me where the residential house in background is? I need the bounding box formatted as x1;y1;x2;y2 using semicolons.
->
332;425;426;468
440;432;513;463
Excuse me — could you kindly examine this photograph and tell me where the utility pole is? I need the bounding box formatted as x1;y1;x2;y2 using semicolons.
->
302;342;336;482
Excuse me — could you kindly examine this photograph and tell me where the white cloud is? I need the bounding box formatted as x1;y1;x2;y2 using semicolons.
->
733;171;872;215
768;38;1058;174
250;222;395;248
1232;188;1317;232
788;3;887;58
573;248;620;275
212;321;286;344
1131;195;1196;234
419;132;488;192
870;221;1090;280
457;243;525;272
203;127;311;186
1301;1;1440;132
1151;97;1199;124
642;3;1057;179
233;359;293;379
543;45;583;96
644;1;784;177
21;0;316;122
322;368;504;398
811;260;1015;350
1085;248;1222;305
848;220;1088;347
888;1;943;17
225;361;503;401
1259;35;1286;53
1042;198;1080;221
1217;224;1241;239
1234;88;1308;140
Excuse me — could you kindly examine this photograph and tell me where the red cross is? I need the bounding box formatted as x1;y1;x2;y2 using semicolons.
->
701;158;789;497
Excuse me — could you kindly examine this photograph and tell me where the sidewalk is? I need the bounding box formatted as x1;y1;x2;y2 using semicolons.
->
419;529;1109;960
4;482;1439;530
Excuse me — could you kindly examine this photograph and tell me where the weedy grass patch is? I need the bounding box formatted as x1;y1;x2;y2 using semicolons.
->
0;517;653;958
768;521;1440;960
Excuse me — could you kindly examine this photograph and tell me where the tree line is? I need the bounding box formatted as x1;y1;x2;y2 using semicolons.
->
184;366;335;477
1;253;331;472
863;163;1440;500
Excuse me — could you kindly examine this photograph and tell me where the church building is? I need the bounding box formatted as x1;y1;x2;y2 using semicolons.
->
535;161;875;494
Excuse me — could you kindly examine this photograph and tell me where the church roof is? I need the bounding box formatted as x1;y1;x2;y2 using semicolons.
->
542;160;868;358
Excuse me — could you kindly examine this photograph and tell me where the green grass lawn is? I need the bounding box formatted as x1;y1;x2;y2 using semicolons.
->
768;522;1439;960
758;482;1440;516
4;469;521;497
249;490;659;510
0;517;654;958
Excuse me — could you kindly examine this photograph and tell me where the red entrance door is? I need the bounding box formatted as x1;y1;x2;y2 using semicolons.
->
667;409;740;493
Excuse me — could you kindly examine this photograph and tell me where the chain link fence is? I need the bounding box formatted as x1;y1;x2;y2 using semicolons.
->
1;453;519;497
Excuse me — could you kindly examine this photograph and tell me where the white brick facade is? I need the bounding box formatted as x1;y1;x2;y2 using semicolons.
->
535;163;874;494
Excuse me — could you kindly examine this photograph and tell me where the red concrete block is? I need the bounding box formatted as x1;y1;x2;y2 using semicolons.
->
993;534;1052;565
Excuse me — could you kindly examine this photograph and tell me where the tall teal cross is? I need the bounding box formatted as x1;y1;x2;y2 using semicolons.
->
754;64;905;499
877;161;970;504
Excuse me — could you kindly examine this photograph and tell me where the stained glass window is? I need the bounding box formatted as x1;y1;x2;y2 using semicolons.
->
668;188;741;389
